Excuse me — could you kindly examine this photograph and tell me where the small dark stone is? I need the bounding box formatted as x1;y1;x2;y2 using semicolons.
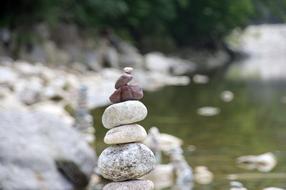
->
115;73;133;89
129;85;144;99
109;88;122;103
56;160;89;188
109;85;143;103
120;85;134;101
110;67;144;103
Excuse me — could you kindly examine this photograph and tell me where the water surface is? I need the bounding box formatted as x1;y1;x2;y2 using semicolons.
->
94;68;286;189
93;24;286;189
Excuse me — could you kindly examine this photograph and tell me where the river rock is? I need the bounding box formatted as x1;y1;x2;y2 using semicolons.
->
103;179;154;190
142;164;174;189
0;66;18;85
197;106;220;117
98;143;155;181
0;111;97;190
115;73;133;89
102;100;147;129
145;52;196;75
109;85;143;103
104;124;147;144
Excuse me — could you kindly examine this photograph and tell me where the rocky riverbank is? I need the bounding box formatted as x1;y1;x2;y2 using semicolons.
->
0;23;232;113
0;58;191;113
0;48;230;114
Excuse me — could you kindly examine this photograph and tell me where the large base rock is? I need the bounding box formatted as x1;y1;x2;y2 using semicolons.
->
98;143;155;181
103;180;154;190
0;112;97;190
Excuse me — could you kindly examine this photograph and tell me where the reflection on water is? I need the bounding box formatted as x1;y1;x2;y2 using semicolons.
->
147;72;286;189
94;25;286;189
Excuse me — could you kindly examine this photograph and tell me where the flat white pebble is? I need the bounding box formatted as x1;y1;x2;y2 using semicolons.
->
102;100;147;129
104;124;147;144
221;90;234;102
197;106;220;117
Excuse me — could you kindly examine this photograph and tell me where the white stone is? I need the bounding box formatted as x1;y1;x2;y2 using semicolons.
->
236;152;277;172
145;52;195;75
104;124;147;144
221;90;234;102
143;164;174;189
144;131;183;153
124;67;133;74
230;181;248;190
14;61;40;75
133;70;190;91
193;74;209;84
197;106;220;117
0;89;28;111
0;66;18;84
31;101;74;125
194;166;213;185
102;100;147;129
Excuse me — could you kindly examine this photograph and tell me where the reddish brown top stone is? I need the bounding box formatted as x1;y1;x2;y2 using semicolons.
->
109;67;143;103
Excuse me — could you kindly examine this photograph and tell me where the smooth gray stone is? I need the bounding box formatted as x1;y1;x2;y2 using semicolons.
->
103;179;154;190
98;143;155;181
104;124;147;144
0;111;96;190
102;100;147;129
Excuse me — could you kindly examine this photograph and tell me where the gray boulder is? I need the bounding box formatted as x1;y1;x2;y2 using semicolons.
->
103;179;154;190
0;111;97;190
98;143;155;181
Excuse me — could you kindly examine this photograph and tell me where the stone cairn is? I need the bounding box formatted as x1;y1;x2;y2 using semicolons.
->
98;67;156;190
147;127;162;164
169;147;193;190
73;85;95;143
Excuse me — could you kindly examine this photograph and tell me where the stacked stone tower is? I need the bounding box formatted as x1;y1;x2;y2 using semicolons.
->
74;85;92;130
98;67;156;190
73;85;95;143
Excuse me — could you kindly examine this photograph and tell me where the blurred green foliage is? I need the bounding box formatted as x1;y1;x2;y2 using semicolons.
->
252;0;286;23
170;0;254;47
0;0;285;49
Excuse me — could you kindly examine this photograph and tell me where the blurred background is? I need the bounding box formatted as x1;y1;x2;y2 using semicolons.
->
0;0;286;190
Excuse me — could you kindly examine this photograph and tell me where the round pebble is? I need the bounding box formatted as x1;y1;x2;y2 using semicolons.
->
98;143;156;181
102;100;147;129
104;124;147;144
197;106;220;117
123;67;133;74
103;179;154;190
